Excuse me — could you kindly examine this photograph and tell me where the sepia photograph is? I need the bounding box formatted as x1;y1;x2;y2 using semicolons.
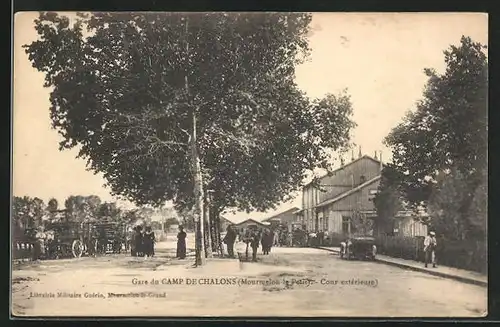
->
11;11;487;318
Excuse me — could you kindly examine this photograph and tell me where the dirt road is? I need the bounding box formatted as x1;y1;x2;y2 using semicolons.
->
11;237;487;317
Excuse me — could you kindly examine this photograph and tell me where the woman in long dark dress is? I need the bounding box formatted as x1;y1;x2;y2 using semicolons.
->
176;226;187;259
132;226;144;257
143;226;156;257
223;225;237;258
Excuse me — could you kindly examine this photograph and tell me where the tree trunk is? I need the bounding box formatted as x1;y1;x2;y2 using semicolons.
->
184;17;205;266
203;194;213;258
190;110;206;266
209;206;218;255
215;209;224;257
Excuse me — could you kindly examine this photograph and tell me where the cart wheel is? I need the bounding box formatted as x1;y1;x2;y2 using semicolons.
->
72;240;83;258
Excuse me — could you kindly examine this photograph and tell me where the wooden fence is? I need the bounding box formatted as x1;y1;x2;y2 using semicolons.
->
325;233;486;273
12;240;35;260
375;235;487;273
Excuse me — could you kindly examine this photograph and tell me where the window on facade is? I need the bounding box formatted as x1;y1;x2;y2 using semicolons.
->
324;216;329;231
342;216;350;234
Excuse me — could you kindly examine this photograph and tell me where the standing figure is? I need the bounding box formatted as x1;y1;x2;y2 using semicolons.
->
32;226;46;261
287;231;293;247
317;230;324;247
143;226;156;257
273;230;279;247
424;231;438;268
98;227;108;254
267;229;275;254
323;230;329;246
132;226;144;257
262;229;273;255
261;229;267;254
223;225;237;258
250;229;261;262
176;226;187;259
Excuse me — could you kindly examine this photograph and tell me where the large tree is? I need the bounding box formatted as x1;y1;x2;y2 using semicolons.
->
382;36;487;240
384;36;487;208
24;12;355;265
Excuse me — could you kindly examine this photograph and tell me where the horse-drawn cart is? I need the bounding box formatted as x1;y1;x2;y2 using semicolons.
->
44;221;95;258
94;220;128;254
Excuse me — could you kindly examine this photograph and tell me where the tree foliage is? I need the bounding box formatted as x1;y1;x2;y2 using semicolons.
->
382;36;487;241
122;207;154;225
64;195;102;221
12;196;45;230
373;166;404;234
428;167;486;240
384;36;487;208
47;198;59;211
98;201;121;219
24;12;355;214
177;207;195;231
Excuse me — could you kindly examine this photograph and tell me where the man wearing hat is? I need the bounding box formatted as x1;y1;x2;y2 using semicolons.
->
424;231;437;268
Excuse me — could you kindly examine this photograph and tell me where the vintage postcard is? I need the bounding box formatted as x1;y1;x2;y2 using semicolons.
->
11;12;488;318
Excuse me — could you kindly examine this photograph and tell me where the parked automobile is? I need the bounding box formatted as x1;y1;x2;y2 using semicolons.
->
340;236;377;260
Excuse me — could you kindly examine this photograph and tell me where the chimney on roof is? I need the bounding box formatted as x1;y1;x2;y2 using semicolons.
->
374;151;378;160
358;146;362;158
351;149;355;162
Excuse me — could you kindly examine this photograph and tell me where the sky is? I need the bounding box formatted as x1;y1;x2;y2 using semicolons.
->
13;12;488;223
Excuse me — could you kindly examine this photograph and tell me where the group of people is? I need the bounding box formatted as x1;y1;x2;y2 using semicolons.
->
130;225;156;257
222;225;276;262
130;225;188;260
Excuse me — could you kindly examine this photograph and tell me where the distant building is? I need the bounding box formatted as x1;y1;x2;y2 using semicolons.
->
261;207;301;225
233;219;268;234
297;150;427;237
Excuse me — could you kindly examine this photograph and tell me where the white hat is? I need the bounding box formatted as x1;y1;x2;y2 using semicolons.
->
430;231;436;236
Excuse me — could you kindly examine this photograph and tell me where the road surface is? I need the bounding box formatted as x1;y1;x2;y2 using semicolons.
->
11;235;486;317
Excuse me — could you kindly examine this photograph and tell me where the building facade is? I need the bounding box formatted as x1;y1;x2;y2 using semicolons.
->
298;153;427;237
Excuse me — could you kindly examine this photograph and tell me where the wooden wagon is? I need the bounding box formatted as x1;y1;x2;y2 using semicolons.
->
44;221;95;258
93;220;128;254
